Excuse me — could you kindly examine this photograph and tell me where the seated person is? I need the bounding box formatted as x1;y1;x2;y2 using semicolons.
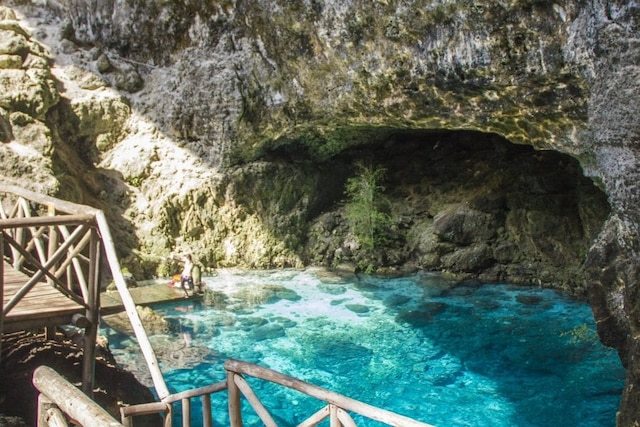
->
180;254;194;297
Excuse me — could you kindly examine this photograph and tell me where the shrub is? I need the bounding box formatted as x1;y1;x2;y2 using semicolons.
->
344;162;391;271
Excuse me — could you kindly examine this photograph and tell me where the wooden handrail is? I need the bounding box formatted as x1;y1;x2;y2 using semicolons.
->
162;380;227;403
3;224;90;315
224;359;435;427
337;407;358;427
0;214;95;229
120;401;172;427
94;210;170;399
122;380;227;427
2;228;90;306
299;405;330;427
1;186;170;401
0;184;99;216
233;374;277;426
33;366;123;426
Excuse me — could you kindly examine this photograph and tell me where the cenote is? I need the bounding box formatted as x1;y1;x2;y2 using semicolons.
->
103;270;624;426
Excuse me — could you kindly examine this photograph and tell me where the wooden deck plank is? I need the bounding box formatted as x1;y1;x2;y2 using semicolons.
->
2;261;84;331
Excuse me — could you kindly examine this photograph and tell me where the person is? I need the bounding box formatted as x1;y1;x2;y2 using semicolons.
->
192;263;203;294
180;254;194;298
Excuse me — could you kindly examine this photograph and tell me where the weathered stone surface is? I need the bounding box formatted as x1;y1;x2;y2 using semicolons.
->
0;68;58;118
103;305;169;335
69;95;130;155
441;244;495;273
0;29;31;56
96;52;112;73
0;107;11;142
434;206;498;245
0;6;17;20
1;1;639;421
114;66;143;93
9;113;53;154
0;54;21;68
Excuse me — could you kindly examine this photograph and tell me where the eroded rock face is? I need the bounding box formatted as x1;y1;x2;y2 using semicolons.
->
1;1;639;422
304;133;610;294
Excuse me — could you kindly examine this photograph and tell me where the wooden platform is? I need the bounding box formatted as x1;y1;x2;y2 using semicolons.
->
2;261;85;333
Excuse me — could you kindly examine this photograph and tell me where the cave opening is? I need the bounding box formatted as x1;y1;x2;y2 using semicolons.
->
302;129;611;295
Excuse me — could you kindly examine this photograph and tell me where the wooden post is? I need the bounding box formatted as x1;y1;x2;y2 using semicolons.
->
37;394;56;427
336;409;357;427
201;394;213;427
182;398;191;427
330;404;341;427
47;204;58;289
120;409;133;427
45;407;70;427
95;211;169;399
58;225;90;298
120;401;171;426
81;228;100;396
233;375;277;427
45;326;56;341
32;366;122;426
13;198;24;270
164;404;173;427
227;372;243;427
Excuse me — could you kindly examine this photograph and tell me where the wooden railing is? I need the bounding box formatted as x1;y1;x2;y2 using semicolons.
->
3;184;433;427
0;184;169;398
0;190;99;319
33;365;123;427
121;359;434;427
120;380;228;427
225;360;433;427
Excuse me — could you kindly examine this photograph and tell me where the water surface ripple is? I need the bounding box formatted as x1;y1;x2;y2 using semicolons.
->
105;269;624;426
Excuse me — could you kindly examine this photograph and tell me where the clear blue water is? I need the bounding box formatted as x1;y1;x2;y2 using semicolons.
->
104;269;624;426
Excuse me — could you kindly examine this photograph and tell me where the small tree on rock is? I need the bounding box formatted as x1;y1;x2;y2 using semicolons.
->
344;162;391;271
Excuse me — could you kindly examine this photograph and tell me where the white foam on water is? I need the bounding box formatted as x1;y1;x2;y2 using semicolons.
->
104;269;623;427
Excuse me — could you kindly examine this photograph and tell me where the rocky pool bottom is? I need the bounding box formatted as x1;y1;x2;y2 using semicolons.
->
102;269;624;426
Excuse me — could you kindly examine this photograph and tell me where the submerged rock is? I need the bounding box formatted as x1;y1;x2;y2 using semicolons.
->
345;304;370;314
384;294;412;307
203;289;229;308
317;283;348;295
103;305;168;335
516;294;544;306
250;323;286;341
239;316;269;329
396;302;448;327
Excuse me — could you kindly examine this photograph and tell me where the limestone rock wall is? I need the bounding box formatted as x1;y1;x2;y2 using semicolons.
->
1;1;639;423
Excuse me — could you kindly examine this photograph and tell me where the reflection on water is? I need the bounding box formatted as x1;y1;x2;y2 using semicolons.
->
103;269;624;426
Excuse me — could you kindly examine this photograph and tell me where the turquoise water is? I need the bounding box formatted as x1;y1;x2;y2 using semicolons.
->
104;269;624;426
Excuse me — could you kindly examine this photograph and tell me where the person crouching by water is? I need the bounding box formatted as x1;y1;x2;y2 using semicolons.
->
180;254;194;298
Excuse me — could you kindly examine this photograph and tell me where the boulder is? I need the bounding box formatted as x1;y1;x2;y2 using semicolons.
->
441;244;495;273
433;206;498;245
